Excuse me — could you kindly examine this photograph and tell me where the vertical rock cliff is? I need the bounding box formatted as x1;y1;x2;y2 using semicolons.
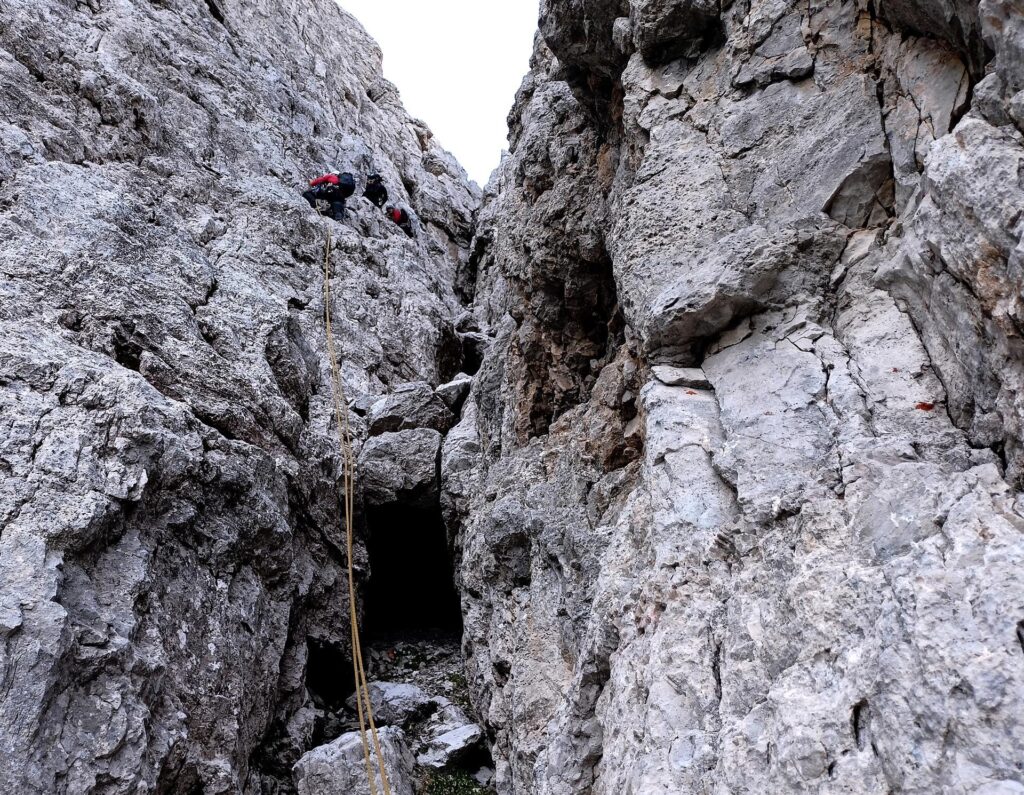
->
0;1;478;792
3;0;1024;794
453;1;1024;793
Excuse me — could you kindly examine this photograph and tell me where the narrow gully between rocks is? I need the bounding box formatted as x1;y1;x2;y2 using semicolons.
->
352;494;495;792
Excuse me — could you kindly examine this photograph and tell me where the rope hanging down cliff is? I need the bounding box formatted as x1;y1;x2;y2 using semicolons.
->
321;218;393;795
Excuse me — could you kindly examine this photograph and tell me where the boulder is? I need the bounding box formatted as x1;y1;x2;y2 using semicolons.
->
294;727;416;795
347;682;435;728
416;723;485;770
435;373;473;411
367;382;454;436
358;429;442;507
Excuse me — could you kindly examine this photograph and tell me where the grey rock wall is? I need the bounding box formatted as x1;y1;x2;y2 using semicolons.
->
454;0;1024;793
3;0;1023;793
0;1;477;793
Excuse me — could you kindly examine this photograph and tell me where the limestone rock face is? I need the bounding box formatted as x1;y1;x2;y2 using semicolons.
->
876;0;987;71
0;0;477;793
453;1;1024;794
4;0;1024;794
629;0;721;64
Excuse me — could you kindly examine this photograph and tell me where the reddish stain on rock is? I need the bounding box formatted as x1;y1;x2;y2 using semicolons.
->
916;402;936;411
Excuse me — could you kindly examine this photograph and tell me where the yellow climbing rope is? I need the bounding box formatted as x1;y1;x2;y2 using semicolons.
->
320;216;393;795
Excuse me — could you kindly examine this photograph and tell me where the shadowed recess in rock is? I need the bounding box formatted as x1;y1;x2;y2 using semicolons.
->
524;252;623;440
306;638;358;712
205;0;225;25
365;504;462;641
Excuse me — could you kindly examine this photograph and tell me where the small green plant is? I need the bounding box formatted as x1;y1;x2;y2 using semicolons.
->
446;672;473;711
424;770;490;795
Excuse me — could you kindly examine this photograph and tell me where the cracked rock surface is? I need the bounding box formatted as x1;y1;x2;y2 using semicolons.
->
3;0;1024;794
452;1;1024;793
0;0;477;793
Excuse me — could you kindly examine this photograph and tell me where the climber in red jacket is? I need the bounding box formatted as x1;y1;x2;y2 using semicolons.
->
303;171;356;221
386;205;415;238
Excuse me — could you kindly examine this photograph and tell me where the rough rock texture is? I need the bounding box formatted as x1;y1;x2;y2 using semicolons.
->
0;0;477;793
4;0;1024;794
293;727;416;795
367;381;455;436
417;723;486;770
453;1;1024;793
359;640;495;788
359;429;443;508
353;682;436;728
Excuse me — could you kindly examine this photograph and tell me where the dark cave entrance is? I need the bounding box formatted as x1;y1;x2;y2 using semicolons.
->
305;638;357;712
364;503;462;642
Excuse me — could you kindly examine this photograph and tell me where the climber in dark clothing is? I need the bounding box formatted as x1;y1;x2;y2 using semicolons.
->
386;205;415;238
303;171;356;221
363;173;389;208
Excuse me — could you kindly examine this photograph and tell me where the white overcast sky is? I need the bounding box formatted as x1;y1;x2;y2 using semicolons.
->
338;0;539;185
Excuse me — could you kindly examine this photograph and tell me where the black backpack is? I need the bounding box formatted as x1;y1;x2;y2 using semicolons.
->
338;172;356;198
364;175;388;207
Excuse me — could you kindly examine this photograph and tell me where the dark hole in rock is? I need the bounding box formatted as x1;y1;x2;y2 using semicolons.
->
852;699;869;750
991;439;1008;471
112;324;142;371
459;231;490;304
306;638;356;711
436;323;464;383
461;334;486;377
365;503;462;642
711;642;723;701
460;744;497;778
206;0;226;24
58;309;84;332
194;408;238;442
1017;620;1024;656
154;762;203;795
492;659;511;686
641;16;726;67
951;679;975;700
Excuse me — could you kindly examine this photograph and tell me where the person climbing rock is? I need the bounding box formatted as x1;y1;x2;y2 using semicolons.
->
363;172;389;208
303;171;356;221
386;205;415;238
